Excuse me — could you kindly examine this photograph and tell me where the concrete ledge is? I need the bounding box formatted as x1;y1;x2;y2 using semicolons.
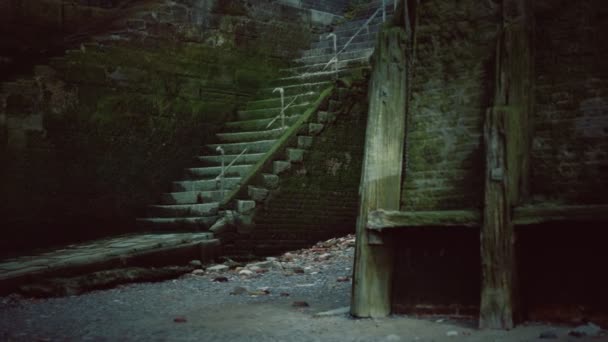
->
0;233;220;295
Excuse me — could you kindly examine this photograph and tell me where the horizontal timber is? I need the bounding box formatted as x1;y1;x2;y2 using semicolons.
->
367;204;608;231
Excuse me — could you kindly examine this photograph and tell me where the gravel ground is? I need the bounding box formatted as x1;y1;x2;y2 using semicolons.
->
1;235;606;342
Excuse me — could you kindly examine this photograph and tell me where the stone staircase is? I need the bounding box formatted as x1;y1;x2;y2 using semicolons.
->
136;1;394;235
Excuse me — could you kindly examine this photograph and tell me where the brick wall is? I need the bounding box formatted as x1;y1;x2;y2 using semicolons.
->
531;0;608;204
401;0;498;211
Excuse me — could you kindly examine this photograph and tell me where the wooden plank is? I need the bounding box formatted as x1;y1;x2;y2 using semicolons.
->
480;107;516;330
367;209;481;230
479;0;533;329
351;26;408;318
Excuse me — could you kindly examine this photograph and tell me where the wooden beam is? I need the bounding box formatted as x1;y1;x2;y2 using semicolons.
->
365;204;608;231
480;107;516;330
479;0;533;329
513;204;608;225
367;209;481;230
351;26;408;318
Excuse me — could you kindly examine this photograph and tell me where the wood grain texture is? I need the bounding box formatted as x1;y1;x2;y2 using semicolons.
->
479;0;533;329
351;26;408;318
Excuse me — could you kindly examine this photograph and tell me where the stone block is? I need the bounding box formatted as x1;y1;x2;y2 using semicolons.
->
309;123;324;135
317;111;336;123
273;161;291;175
262;174;280;189
248;186;269;202
237;200;256;214
287;148;305;163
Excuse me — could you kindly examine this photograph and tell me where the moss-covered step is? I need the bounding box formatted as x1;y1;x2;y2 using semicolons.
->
185;164;253;178
172;177;241;192
294;48;374;66
160;191;226;205
311;31;382;50
205;140;278;154
135;216;219;231
256;81;332;97
244;92;320;110
300;40;377;59
215;127;286;143
197;153;266;166
282;55;373;75
147;203;220;217
275;67;370;86
222;116;302;133
235;102;311;121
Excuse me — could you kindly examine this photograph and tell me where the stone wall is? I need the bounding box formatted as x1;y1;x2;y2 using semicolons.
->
400;0;498;211
531;0;608;204
0;0;316;255
228;80;369;256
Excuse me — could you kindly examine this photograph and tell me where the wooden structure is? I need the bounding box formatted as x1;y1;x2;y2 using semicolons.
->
352;0;608;329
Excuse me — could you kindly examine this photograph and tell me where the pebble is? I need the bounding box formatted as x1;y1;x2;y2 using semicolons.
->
539;330;558;339
569;322;602;337
191;269;205;276
212;276;229;283
238;269;254;276
292;301;310;308
446;331;458;337
206;265;229;272
189;260;202;268
173;316;187;323
336;276;350;282
230;286;248;295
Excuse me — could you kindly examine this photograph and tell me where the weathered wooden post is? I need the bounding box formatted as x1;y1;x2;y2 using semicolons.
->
351;24;408;317
479;0;533;329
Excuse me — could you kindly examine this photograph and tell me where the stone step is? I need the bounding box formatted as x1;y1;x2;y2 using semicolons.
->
283;57;371;75
172;177;241;192
330;9;389;32
216;127;286;143
205;140;277;154
276;66;370;86
344;1;396;21
295;48;374;66
160;191;226;205
311;31;380;50
299;40;376;59
197;153;265;166
185;164;253;178
236;102;310;121
244;92;319;111
147;203;220;217
257;81;332;98
136;216;219;231
222;115;301;133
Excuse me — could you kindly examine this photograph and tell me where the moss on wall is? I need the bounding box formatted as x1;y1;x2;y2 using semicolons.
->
0;0;312;255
